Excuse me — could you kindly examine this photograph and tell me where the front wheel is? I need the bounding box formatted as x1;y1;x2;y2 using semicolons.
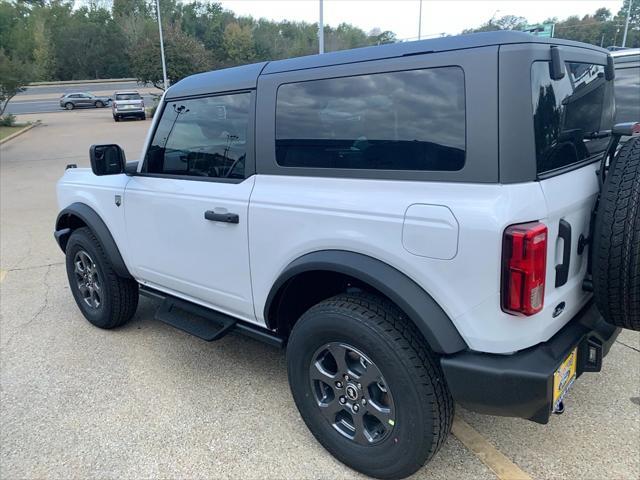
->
286;293;453;479
65;227;138;329
65;102;74;110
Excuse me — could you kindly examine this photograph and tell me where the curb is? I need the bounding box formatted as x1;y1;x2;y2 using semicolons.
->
0;122;40;146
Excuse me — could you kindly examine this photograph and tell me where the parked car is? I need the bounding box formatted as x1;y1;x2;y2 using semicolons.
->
54;32;639;479
59;92;111;110
112;91;146;121
611;49;640;126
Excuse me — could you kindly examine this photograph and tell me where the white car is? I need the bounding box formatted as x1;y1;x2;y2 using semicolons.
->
54;32;639;479
112;91;146;121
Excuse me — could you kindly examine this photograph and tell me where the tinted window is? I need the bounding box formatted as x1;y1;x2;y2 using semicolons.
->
614;66;640;124
143;92;251;180
532;61;615;174
116;93;142;100
275;67;466;171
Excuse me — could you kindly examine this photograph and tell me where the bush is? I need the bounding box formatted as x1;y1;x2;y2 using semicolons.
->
0;113;16;126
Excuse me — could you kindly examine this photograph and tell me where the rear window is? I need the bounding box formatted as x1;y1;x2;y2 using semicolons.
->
614;66;640;125
275;67;466;172
531;61;615;175
116;93;141;100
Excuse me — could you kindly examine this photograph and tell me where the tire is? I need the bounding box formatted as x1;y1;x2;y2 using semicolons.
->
141;114;146;120
65;227;138;329
95;101;104;108
593;136;640;330
287;293;453;479
114;116;120;122
65;102;74;110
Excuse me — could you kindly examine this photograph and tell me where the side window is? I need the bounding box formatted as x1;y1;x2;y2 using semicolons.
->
614;66;640;125
143;92;251;180
531;61;615;174
275;67;466;172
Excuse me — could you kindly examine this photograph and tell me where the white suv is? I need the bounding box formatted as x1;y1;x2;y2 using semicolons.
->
55;32;639;479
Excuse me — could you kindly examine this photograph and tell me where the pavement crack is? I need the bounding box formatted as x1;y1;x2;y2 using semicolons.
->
1;264;54;348
7;261;64;272
615;339;640;353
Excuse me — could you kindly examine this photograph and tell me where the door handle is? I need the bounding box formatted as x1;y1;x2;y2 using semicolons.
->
204;210;239;224
555;219;571;287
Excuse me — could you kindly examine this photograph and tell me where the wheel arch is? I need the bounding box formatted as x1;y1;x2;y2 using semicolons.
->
55;202;132;279
264;250;467;354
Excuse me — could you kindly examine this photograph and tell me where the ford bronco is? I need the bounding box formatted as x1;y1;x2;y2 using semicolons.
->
55;32;639;479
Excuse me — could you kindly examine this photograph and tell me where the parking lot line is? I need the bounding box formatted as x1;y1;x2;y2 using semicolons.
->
452;417;532;480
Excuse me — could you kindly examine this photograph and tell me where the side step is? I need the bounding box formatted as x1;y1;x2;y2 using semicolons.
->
140;285;285;348
155;296;236;341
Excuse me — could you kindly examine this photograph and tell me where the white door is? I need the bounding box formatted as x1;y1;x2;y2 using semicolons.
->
124;91;256;322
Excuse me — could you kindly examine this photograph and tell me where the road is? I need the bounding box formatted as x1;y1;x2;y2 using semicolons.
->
0;111;639;480
6;81;162;115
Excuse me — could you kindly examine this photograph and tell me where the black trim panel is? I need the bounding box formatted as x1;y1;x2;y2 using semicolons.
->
54;202;132;279
440;301;619;424
264;250;467;354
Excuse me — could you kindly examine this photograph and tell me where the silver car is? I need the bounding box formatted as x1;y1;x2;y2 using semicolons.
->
59;92;111;110
112;91;146;121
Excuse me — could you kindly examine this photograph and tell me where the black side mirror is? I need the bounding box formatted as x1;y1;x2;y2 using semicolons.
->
90;144;126;175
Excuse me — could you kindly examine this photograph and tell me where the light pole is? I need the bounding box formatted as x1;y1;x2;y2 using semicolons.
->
622;0;633;48
156;0;169;90
418;0;422;40
319;0;324;54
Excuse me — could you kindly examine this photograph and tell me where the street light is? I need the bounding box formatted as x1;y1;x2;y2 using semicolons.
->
622;0;633;48
319;0;324;54
156;0;169;90
418;0;422;40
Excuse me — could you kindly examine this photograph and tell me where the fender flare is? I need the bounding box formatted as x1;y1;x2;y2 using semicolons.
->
264;250;467;354
54;202;132;279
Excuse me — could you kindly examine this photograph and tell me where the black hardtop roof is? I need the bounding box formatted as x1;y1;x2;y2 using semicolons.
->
165;31;608;100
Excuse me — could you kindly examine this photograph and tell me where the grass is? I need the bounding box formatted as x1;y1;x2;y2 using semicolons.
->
0;124;29;141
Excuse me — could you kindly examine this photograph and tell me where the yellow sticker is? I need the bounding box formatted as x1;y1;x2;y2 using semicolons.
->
388;419;395;426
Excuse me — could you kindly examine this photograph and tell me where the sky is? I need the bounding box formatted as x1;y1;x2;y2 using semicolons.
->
218;0;625;40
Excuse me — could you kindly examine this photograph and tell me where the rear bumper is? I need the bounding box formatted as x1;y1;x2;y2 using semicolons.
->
114;109;144;117
440;301;620;424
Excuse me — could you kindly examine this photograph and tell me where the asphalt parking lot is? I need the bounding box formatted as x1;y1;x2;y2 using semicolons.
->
1;110;639;479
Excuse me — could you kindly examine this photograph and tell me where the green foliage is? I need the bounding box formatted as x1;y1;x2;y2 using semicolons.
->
130;24;212;89
0;50;31;116
1;113;17;127
1;0;638;87
465;6;639;48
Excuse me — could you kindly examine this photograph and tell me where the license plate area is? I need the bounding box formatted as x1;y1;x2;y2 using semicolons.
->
553;347;577;412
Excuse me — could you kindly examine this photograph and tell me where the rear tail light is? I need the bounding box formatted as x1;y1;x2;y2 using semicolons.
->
501;222;547;316
141;100;145;108
113;102;117;108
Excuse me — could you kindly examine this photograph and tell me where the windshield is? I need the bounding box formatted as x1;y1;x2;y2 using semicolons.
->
115;93;141;101
531;61;615;175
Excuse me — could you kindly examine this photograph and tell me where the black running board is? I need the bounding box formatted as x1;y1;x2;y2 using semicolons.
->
155;296;236;341
140;285;285;348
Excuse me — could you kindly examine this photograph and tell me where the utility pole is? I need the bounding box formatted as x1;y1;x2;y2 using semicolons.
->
418;0;423;40
318;0;324;54
622;0;633;48
156;0;169;90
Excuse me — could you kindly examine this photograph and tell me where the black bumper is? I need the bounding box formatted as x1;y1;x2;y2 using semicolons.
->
440;301;620;424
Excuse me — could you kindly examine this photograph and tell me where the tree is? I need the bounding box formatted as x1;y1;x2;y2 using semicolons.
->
0;50;31;116
130;25;212;89
223;22;255;64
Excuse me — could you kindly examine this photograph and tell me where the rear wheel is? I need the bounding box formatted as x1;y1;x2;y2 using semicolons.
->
593;136;640;330
65;102;74;110
287;293;453;479
65;227;138;329
113;115;120;122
